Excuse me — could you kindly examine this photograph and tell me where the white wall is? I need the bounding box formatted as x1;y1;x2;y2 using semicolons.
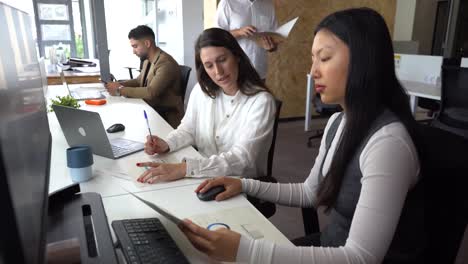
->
1;0;34;14
395;53;443;83
159;0;184;64
393;0;417;41
180;0;203;106
104;0;145;79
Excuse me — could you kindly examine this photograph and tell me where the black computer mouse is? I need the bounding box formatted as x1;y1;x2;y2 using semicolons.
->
197;186;226;201
106;123;125;133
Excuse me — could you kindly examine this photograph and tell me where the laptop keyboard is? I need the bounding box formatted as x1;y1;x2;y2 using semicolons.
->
110;138;144;158
112;218;189;264
111;145;131;157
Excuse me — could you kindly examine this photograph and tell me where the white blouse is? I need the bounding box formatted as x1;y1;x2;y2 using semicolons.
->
236;112;420;263
165;83;276;178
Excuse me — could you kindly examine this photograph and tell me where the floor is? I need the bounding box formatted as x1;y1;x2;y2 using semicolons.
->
266;114;467;263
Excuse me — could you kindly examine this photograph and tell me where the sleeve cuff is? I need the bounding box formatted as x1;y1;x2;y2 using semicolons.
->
184;158;201;177
236;235;254;263
120;87;128;97
241;178;252;193
165;137;178;153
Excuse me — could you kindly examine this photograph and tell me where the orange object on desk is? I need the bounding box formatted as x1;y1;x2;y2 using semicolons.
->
85;99;107;105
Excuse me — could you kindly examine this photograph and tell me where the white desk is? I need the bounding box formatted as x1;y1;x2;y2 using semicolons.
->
47;84;205;196
46;83;292;263
104;184;292;264
400;80;441;115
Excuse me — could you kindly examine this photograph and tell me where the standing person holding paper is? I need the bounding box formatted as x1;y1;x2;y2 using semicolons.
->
215;0;278;81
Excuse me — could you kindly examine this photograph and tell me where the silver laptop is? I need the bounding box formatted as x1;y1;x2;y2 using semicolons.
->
52;105;144;159
60;71;105;100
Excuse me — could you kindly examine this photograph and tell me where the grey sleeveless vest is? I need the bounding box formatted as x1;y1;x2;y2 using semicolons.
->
319;110;425;263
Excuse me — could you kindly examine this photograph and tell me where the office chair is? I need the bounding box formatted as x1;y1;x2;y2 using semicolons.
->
415;123;468;263
306;93;342;147
179;65;191;103
301;123;468;262
111;58;145;82
247;99;282;219
431;58;468;138
124;57;145;79
417;98;440;119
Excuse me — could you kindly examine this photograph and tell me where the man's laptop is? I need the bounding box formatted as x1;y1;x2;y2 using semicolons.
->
52;105;144;159
60;71;105;100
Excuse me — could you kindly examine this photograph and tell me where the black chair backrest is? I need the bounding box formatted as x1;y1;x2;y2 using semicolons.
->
414;123;468;262
179;65;191;102
248;98;282;219
267;99;282;177
440;62;468;111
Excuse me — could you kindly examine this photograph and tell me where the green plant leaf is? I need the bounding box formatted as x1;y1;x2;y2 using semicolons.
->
49;95;80;112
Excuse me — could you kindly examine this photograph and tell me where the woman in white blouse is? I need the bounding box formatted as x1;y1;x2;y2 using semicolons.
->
179;8;425;264
136;27;276;184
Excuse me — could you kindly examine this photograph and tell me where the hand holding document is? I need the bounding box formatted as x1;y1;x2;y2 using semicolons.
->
252;17;299;45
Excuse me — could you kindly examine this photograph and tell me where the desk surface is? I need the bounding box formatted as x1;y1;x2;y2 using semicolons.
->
47;70;101;85
46;83;292;263
401;79;441;100
47;84;204;196
104;184;292;264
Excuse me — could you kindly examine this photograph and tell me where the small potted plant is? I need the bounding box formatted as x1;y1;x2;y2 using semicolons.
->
49;95;80;112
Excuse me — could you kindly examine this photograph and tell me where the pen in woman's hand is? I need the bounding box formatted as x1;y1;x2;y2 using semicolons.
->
143;110;153;138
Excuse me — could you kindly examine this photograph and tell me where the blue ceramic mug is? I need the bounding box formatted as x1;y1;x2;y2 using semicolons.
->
66;145;94;182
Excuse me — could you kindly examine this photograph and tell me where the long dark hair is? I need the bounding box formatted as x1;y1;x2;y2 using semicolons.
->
194;28;270;98
315;8;417;210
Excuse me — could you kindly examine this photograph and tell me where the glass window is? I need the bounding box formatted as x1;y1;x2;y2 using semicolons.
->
72;0;84;58
41;24;71;41
145;0;155;16
38;4;69;21
45;43;71;61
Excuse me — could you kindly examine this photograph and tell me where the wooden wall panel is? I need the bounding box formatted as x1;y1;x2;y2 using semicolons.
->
269;0;397;117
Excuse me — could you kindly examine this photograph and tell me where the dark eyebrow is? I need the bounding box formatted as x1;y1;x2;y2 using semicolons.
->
311;45;333;58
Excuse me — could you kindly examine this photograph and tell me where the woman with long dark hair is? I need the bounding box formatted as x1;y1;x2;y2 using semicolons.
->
136;28;276;184
180;8;423;263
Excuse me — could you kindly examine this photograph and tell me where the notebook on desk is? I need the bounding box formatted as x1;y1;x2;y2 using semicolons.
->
60;71;105;100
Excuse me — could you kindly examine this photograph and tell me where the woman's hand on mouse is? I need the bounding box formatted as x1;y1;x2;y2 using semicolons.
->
179;219;240;262
195;176;242;201
136;162;186;184
144;135;169;155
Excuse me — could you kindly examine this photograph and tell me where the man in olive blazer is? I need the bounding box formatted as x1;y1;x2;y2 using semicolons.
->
106;25;183;128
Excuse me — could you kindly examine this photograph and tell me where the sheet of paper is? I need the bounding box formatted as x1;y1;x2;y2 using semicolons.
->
189;206;272;240
127;157;166;180
89;155;204;196
274;17;299;38
120;186;182;225
73;67;100;73
93;154;205;194
254;16;299;39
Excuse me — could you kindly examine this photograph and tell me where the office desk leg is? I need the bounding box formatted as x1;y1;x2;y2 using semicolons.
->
409;95;418;116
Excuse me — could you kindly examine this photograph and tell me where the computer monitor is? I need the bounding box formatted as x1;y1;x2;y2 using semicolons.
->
38;57;48;96
0;2;51;264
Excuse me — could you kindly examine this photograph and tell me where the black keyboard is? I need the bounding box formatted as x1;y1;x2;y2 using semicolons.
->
112;218;189;264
